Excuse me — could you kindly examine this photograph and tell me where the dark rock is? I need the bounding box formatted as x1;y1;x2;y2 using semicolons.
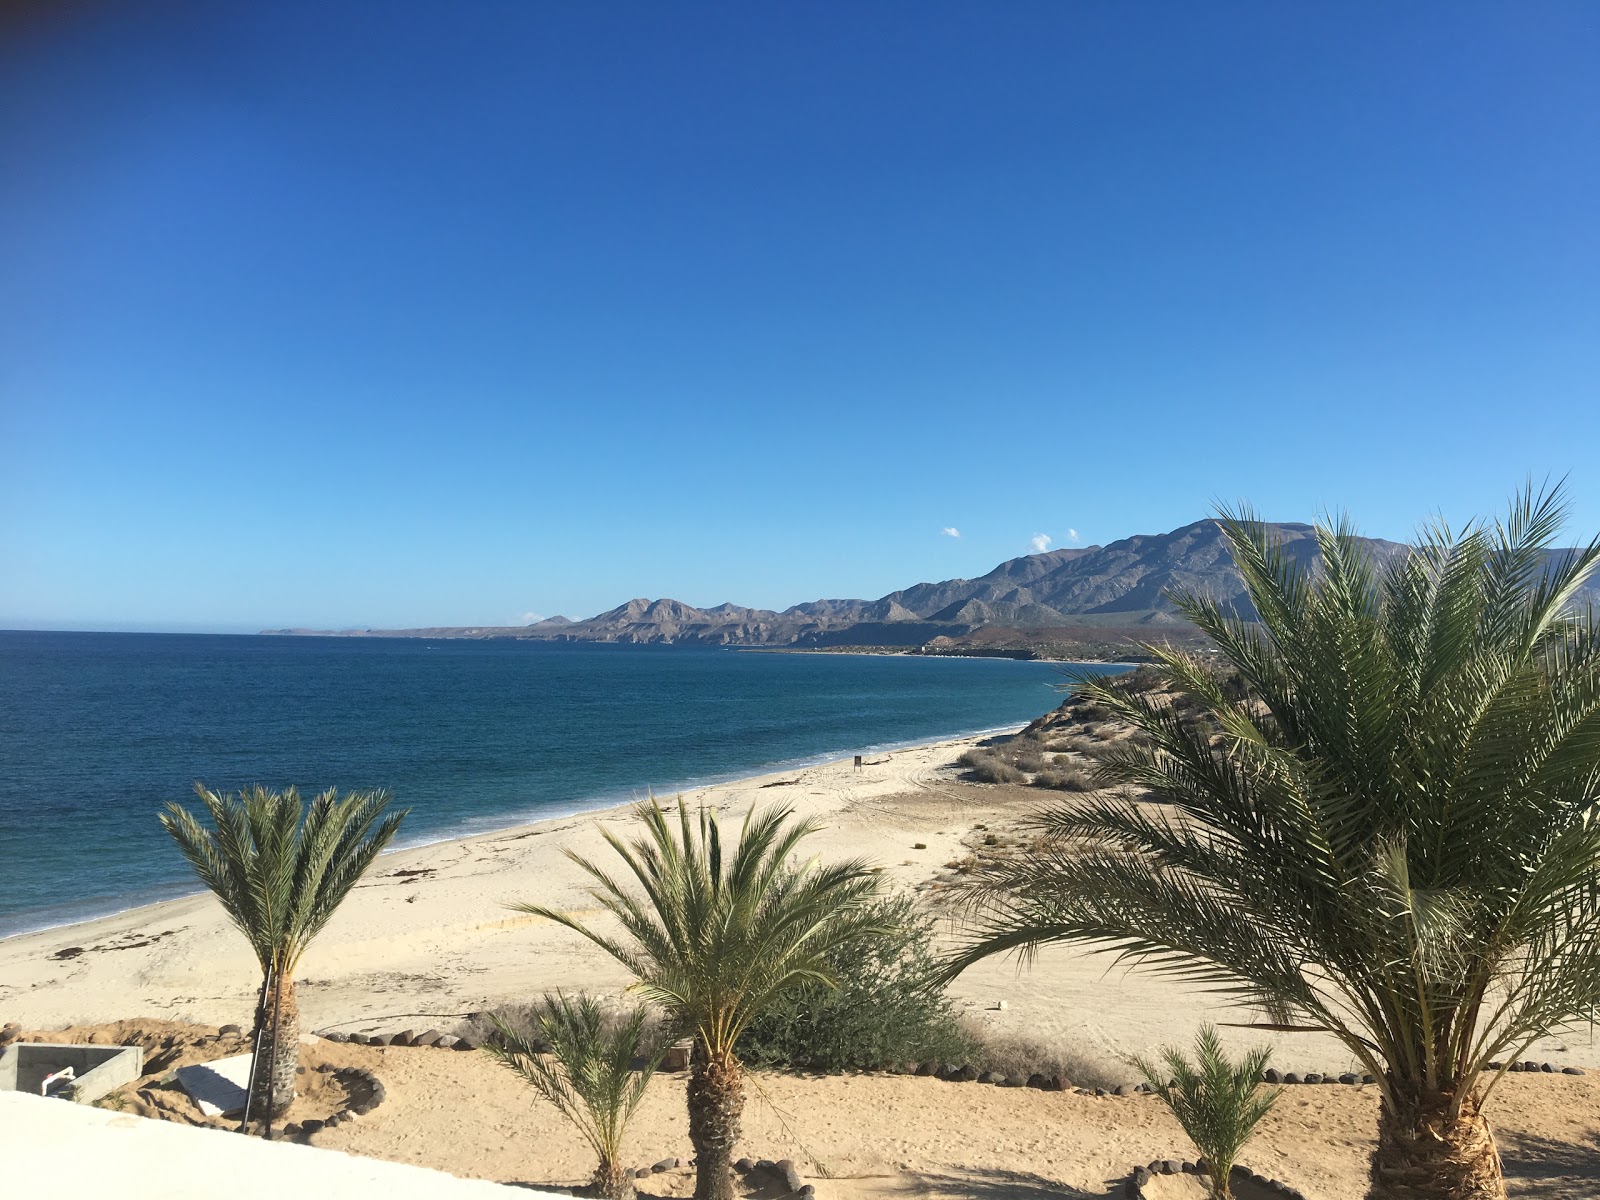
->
997;1077;1025;1087
455;1037;480;1051
1194;1158;1211;1176
1131;1166;1151;1186
955;1064;980;1082
798;1188;815;1199
392;1030;417;1047
218;1023;242;1036
1541;1062;1556;1073
1303;1073;1323;1084
1159;1160;1180;1175
1093;1087;1107;1097
777;1159;805;1193
1026;1073;1048;1089
414;1028;444;1048
1563;1066;1586;1075
1113;1084;1135;1096
633;1169;652;1180
435;1035;460;1049
1522;1061;1540;1073
1362;1074;1376;1084
1321;1076;1339;1084
934;1063;958;1080
915;1061;937;1076
322;1031;350;1043
755;1160;776;1175
734;1159;755;1174
977;1071;1005;1084
1262;1067;1280;1084
653;1159;678;1173
1282;1072;1301;1084
1180;1161;1197;1174
300;1119;325;1135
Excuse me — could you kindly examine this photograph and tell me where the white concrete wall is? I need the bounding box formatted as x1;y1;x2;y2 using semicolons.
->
0;1092;559;1199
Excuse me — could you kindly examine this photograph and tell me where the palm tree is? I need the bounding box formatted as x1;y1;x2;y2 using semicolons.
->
948;487;1600;1200
1129;1027;1280;1199
487;994;662;1200
159;784;405;1120
515;798;880;1200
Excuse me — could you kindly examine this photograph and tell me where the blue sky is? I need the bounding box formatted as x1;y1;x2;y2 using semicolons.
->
3;2;1597;632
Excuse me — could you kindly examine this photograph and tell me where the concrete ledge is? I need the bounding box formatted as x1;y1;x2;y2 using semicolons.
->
0;1092;553;1198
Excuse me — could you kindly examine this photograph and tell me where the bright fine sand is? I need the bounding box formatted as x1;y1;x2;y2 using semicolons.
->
5;734;1600;1197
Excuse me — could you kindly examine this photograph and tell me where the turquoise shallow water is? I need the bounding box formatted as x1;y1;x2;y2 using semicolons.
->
0;631;1128;937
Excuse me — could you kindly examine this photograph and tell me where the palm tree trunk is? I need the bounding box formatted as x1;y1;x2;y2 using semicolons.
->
594;1156;636;1200
687;1049;743;1200
249;972;301;1119
1368;1085;1504;1199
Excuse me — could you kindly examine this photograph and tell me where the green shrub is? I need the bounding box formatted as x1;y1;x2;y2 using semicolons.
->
738;896;970;1071
1129;1027;1281;1199
487;994;662;1200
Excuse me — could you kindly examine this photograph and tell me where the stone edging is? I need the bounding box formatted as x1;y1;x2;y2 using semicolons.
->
875;1058;1586;1095
287;1065;385;1140
1121;1158;1304;1199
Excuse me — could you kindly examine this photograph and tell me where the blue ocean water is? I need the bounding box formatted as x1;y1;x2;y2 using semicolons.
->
0;631;1127;937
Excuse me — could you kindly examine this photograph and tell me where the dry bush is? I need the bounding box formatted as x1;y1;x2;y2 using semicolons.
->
1033;768;1094;792
959;751;1025;785
959;1020;1122;1088
1013;750;1049;773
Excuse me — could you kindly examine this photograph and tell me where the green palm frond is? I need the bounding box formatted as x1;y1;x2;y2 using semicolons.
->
487;993;660;1180
951;482;1600;1117
515;796;882;1060
158;784;406;974
1129;1027;1280;1199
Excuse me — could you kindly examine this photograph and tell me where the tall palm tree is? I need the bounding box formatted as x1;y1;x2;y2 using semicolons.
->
487;994;662;1200
515;798;880;1200
947;487;1600;1200
159;784;405;1119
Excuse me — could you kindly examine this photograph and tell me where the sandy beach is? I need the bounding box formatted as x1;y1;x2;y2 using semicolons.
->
6;730;1596;1078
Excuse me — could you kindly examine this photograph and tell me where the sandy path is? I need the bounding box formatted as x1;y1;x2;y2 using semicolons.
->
314;1043;1599;1199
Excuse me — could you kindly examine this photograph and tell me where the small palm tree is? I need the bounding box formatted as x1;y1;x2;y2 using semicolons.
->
159;784;405;1119
515;798;880;1200
948;486;1600;1200
487;994;662;1200
1129;1027;1280;1199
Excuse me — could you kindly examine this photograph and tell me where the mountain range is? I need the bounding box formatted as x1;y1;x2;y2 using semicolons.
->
264;518;1490;650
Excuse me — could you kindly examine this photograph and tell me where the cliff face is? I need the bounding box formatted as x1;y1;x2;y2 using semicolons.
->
264;519;1592;648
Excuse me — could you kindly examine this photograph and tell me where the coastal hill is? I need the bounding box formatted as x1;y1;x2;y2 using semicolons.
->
263;518;1428;650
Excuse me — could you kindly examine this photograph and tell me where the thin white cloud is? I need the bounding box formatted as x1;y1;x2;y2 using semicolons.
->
1066;528;1081;544
520;611;544;624
1030;533;1052;553
940;527;961;538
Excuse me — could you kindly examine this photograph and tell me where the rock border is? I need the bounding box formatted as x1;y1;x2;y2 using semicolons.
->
286;1064;385;1141
310;1034;1590;1094
1121;1157;1306;1200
